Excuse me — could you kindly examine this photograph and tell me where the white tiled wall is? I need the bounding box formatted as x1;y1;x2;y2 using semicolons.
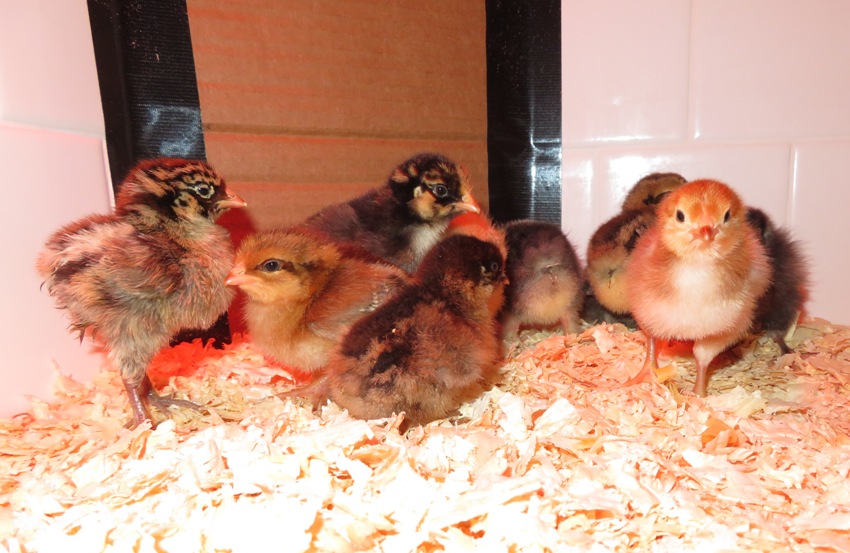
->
562;0;850;324
0;2;111;416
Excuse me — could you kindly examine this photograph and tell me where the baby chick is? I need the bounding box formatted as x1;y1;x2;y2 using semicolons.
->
319;234;506;428
226;229;410;373
298;153;480;272
500;220;584;340
585;173;686;319
446;211;509;317
621;172;687;211
625;179;771;396
745;208;809;353
586;209;657;317
37;158;246;427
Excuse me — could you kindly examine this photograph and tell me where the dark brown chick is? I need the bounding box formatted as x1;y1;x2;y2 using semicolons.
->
318;234;506;429
745;207;809;353
621;172;687;211
500;220;584;340
36;158;246;427
297;153;480;272
625;180;771;396
226;229;410;373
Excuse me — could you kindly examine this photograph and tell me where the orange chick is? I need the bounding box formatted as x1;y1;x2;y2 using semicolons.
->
625;180;771;396
226;229;409;373
317;234;506;429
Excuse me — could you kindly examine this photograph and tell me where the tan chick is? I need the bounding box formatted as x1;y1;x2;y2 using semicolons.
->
625;179;771;396
585;172;686;321
621;172;688;211
226;229;409;374
500;220;584;340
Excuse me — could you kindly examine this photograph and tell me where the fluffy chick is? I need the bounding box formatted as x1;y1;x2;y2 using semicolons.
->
586;172;686;319
297;152;480;272
500;220;584;340
446;211;509;317
586;209;657;317
745;208;809;353
621;172;687;211
226;229;410;373
37;158;246;427
625;179;771;396
319;234;506;428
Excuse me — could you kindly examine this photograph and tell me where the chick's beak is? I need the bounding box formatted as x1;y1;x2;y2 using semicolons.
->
692;225;718;242
453;194;481;214
225;264;251;287
218;190;248;210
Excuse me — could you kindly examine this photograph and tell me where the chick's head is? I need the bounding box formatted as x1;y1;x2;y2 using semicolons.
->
657;179;746;260
389;153;480;222
418;234;506;303
227;230;341;305
621;172;687;211
116;158;246;225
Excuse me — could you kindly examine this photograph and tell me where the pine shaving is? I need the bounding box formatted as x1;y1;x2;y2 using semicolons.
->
2;320;849;551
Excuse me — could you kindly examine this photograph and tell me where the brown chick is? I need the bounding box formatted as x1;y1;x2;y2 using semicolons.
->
625;179;771;396
499;220;584;340
586;172;687;321
226;229;410;373
446;211;509;317
317;234;506;429
297;153;480;272
745;207;809;353
36;158;246;427
621;172;687;211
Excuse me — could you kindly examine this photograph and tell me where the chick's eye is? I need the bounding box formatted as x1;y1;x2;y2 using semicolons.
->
723;209;731;222
194;184;214;199
676;209;685;223
489;261;500;273
259;259;283;272
432;184;448;198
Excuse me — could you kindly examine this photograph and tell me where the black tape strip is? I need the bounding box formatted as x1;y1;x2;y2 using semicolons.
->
87;0;205;188
485;0;562;224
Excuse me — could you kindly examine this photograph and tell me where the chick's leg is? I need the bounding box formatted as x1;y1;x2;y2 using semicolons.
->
121;374;154;429
626;333;657;386
141;374;205;416
692;336;731;397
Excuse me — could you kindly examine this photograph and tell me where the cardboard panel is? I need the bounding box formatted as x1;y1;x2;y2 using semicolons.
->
188;0;488;229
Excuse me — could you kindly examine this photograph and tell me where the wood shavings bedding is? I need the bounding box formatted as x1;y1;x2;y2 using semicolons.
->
2;319;849;552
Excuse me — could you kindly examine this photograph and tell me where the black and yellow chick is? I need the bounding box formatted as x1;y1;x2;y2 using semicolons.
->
317;234;506;429
585;172;687;320
297;153;480;272
499;220;584;340
585;209;657;317
226;229;410;373
621;172;687;211
745;208;809;353
36;158;246;428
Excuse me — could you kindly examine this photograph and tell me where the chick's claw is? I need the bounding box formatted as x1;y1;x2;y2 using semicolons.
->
123;374;206;429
